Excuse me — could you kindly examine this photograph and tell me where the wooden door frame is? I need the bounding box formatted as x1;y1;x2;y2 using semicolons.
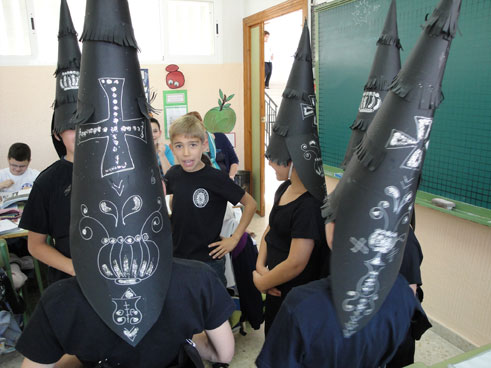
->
243;0;308;216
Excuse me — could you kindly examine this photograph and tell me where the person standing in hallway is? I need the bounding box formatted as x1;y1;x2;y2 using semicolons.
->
264;31;274;89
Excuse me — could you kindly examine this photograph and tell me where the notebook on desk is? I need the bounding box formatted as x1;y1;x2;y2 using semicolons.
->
0;219;18;235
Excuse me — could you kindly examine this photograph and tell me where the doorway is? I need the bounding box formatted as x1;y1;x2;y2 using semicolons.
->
243;0;308;216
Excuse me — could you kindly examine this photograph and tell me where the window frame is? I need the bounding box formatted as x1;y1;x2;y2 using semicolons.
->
0;0;38;65
0;0;223;66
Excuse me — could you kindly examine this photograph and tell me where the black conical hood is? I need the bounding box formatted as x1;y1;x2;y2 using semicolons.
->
52;0;81;157
265;21;326;201
341;0;401;169
325;0;461;337
70;0;172;347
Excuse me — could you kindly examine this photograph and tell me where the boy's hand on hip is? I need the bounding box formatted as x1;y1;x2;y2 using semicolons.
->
208;237;239;259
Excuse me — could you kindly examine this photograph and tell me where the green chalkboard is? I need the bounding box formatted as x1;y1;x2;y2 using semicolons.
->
314;0;491;221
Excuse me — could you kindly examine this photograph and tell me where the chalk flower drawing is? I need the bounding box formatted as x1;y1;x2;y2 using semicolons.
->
300;140;324;177
342;183;413;337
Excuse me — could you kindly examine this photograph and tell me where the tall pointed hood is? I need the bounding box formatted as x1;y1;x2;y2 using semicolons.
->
70;0;172;347
265;20;326;202
340;0;401;169
51;0;81;157
325;0;461;337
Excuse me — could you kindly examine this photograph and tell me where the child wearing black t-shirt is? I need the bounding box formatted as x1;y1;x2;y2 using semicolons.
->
164;114;256;285
253;160;327;335
20;129;76;284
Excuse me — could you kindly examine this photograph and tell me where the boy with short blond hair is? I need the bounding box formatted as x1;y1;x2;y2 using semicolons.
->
165;114;256;285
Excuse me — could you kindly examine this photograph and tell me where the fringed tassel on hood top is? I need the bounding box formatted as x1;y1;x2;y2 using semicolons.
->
282;87;303;100
70;100;94;128
377;33;402;48
264;153;291;168
364;77;392;92
52;93;78;110
137;96;161;121
390;73;444;110
293;49;312;62
349;118;368;131
354;134;386;171
54;57;81;77
282;88;313;104
80;24;139;49
425;0;461;38
58;28;77;39
272;124;289;137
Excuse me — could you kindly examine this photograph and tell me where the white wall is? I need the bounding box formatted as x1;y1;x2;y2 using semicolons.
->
244;0;285;17
222;0;244;63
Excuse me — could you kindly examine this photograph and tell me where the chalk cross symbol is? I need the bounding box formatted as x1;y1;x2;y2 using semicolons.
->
385;116;433;171
77;78;147;177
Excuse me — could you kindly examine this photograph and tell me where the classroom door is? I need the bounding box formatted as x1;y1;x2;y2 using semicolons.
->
243;0;308;217
249;24;264;215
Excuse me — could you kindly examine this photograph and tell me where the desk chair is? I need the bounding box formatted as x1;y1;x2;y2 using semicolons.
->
0;239;44;324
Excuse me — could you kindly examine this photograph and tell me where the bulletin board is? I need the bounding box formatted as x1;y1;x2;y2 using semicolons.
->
314;0;491;225
163;90;188;139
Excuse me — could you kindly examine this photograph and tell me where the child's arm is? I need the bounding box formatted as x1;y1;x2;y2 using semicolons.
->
193;320;234;364
21;358;54;368
27;231;75;277
256;226;270;275
208;192;256;259
21;355;82;368
253;238;314;293
0;179;14;190
228;163;239;180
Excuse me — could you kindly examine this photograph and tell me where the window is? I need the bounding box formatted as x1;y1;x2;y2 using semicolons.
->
168;0;214;56
0;0;37;61
0;0;222;66
163;0;222;63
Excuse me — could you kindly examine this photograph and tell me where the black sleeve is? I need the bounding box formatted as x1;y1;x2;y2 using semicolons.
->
214;170;245;206
201;265;235;330
164;165;178;195
19;181;49;234
256;301;303;368
223;138;239;165
291;196;324;241
16;295;65;364
399;227;423;285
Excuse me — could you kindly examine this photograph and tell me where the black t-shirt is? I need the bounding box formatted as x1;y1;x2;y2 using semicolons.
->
16;259;235;367
19;159;73;283
164;165;245;262
256;275;429;368
266;180;328;296
399;226;423;286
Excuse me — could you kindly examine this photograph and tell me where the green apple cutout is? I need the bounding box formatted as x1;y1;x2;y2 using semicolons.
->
203;89;237;133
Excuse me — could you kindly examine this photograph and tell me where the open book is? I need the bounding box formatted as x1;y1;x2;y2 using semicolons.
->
0;188;31;209
0;219;19;235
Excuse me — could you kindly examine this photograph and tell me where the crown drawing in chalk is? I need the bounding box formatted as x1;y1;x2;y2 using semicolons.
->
59;70;80;91
79;195;163;286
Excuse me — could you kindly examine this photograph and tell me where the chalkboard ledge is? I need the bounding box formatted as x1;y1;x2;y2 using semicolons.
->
323;165;491;227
